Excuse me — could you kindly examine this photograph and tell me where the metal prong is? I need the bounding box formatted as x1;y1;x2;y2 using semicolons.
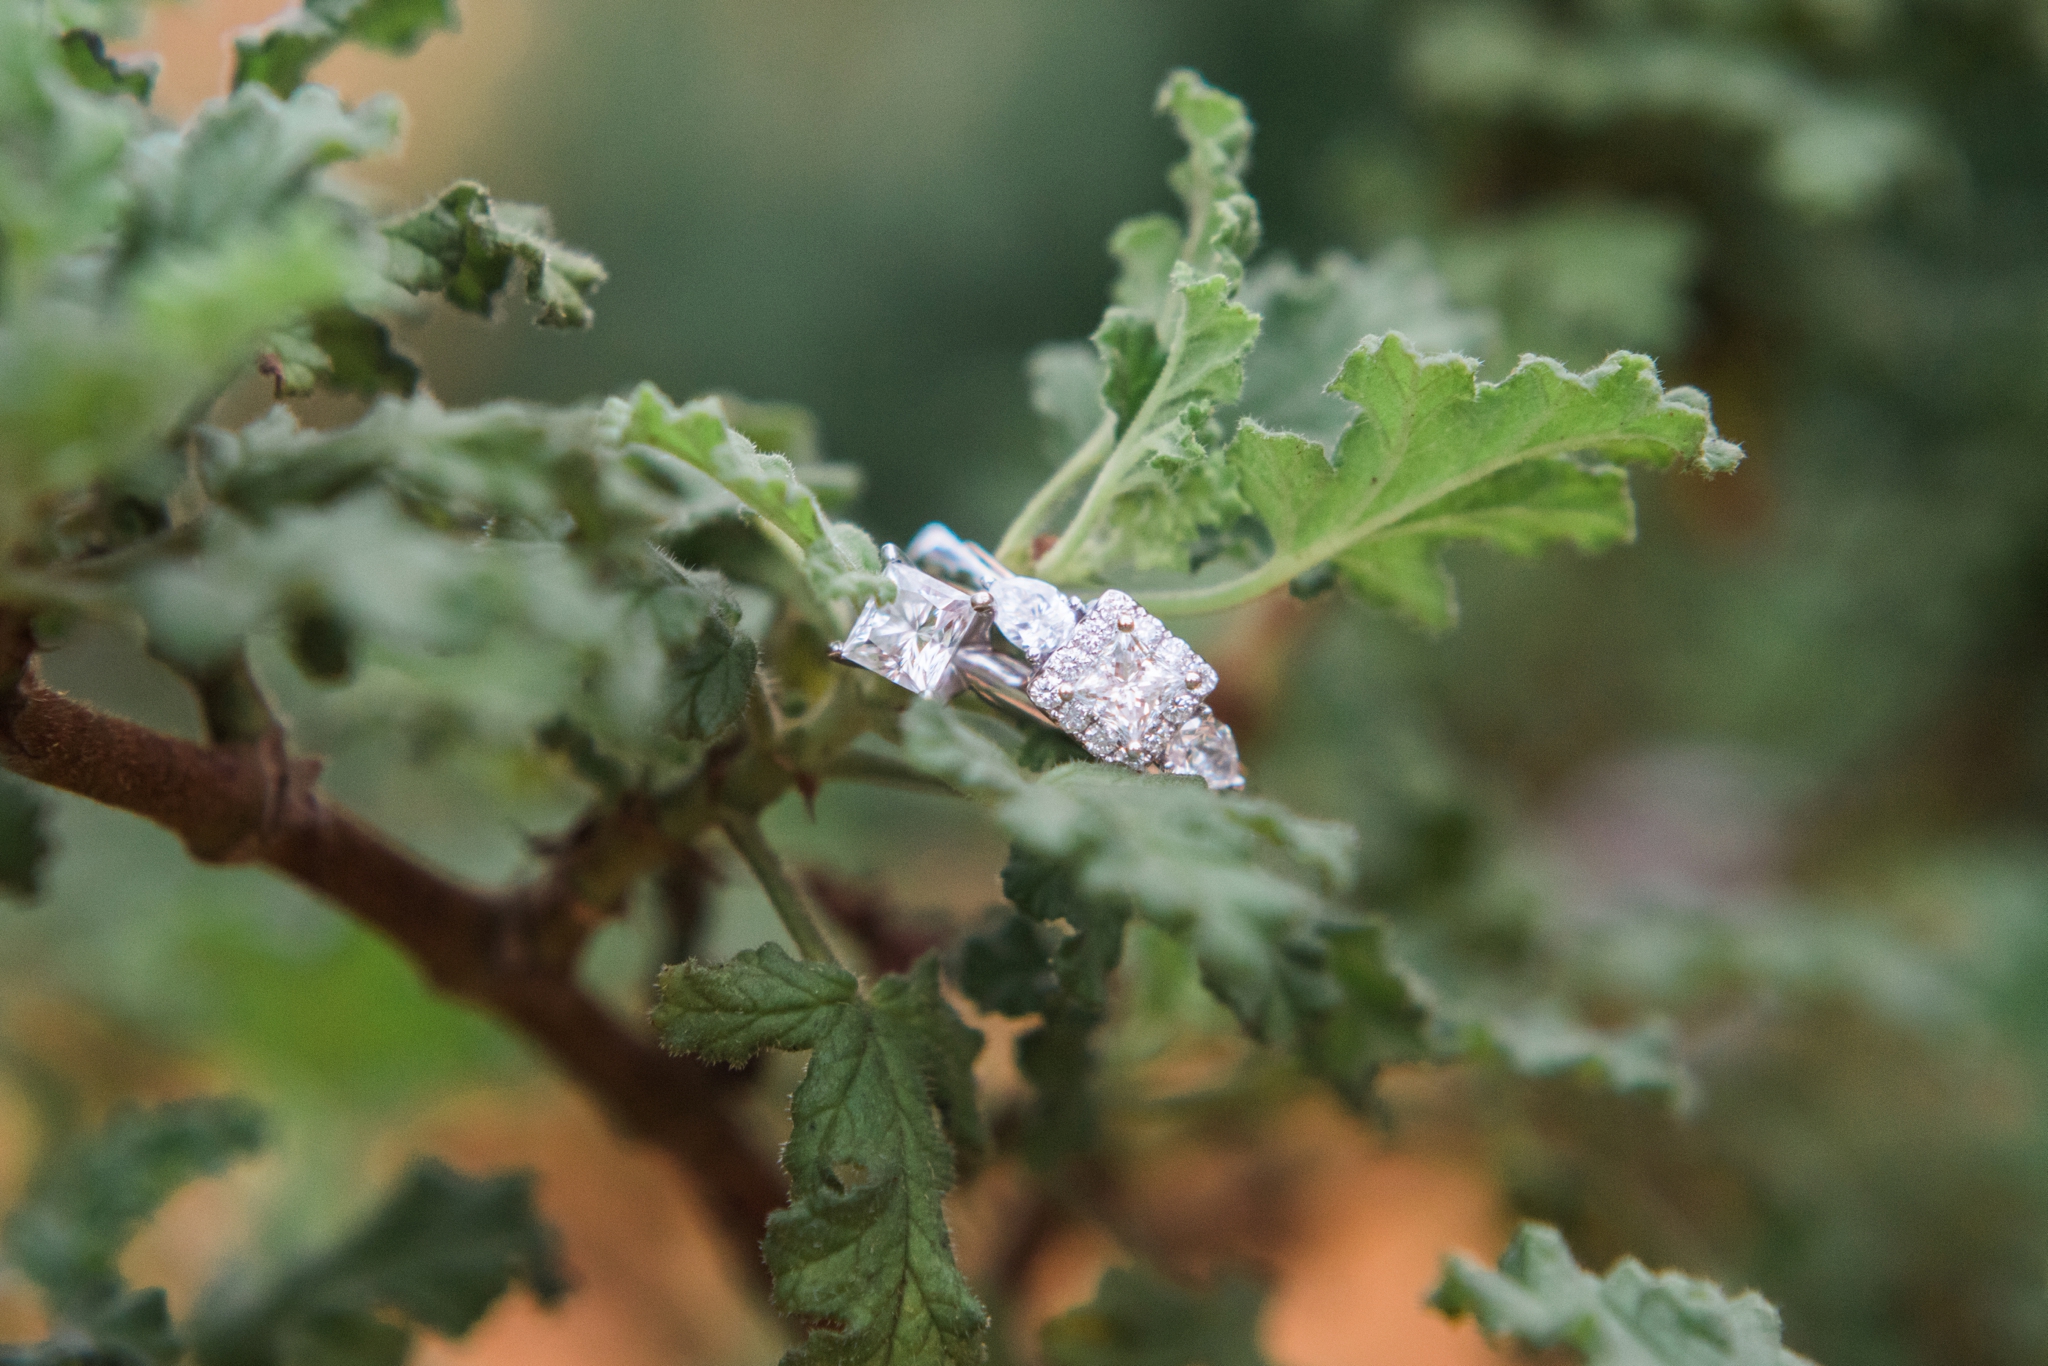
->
880;542;903;563
970;590;994;613
1184;670;1204;690
1116;615;1136;632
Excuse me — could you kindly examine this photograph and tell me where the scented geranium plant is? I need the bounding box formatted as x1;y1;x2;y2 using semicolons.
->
0;2;1831;1364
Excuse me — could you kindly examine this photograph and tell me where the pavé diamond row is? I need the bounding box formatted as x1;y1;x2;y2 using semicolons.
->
829;525;1244;791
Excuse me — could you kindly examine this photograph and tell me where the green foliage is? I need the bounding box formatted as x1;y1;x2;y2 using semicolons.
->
190;1160;566;1366
1161;337;1740;625
57;30;153;101
1432;1224;1810;1366
0;1096;560;1366
1407;4;1936;218
1042;1267;1269;1366
235;0;458;99
384;181;605;328
0;6;1844;1366
4;1097;265;1360
654;947;988;1366
604;383;886;607
1007;69;1737;623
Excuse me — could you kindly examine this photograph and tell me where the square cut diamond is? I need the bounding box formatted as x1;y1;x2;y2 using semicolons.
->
835;560;977;697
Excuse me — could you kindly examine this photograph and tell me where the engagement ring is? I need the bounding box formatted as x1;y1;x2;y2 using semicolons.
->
828;524;1244;791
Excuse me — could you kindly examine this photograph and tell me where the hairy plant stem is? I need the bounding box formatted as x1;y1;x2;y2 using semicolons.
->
993;411;1116;569
717;809;841;966
1031;293;1193;583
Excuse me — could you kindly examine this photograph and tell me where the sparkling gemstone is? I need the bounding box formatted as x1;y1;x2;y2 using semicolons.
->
1161;707;1245;791
835;561;977;697
1027;590;1221;769
989;576;1079;662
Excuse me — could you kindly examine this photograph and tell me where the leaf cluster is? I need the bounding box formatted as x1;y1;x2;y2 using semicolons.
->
1002;72;1739;634
0;10;1810;1366
0;1098;561;1366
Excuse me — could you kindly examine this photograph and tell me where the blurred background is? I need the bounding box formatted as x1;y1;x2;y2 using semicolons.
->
4;1;2047;1364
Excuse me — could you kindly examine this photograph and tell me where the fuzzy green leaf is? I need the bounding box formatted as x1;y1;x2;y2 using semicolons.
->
1432;1224;1812;1366
1154;69;1259;289
959;852;1130;1162
1407;5;1936;218
1447;1009;1692;1106
1042;1266;1269;1366
1152;335;1741;622
234;0;458;97
57;30;153;100
604;384;885;605
1031;72;1262;581
4;1098;266;1334
261;308;418;398
604;385;831;547
905;704;1427;1112
1026;343;1111;456
1234;248;1491;449
190;1159;565;1366
384;181;604;328
655;946;987;1366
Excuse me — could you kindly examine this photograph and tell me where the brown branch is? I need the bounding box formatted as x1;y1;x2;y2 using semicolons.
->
0;620;783;1285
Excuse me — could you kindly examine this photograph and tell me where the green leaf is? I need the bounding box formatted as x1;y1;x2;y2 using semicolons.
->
383;181;604;328
191;1159;565;1366
4;1098;266;1321
604;385;829;546
639;564;759;740
128;83;399;256
0;771;50;899
1234;247;1492;449
1148;335;1741;620
234;0;458;97
261;308;418;398
1030;72;1263;581
904;704;1427;1112
1154;69;1259;289
57;30;154;101
1445;1008;1693;1107
1042;1266;1269;1366
603;384;885;606
1026;343;1111;456
959;852;1130;1162
655;945;988;1366
1431;1223;1813;1366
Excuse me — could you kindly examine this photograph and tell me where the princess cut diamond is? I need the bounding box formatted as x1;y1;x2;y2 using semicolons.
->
834;560;978;697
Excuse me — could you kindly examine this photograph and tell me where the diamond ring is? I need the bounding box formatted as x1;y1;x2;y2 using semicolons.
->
828;523;1244;791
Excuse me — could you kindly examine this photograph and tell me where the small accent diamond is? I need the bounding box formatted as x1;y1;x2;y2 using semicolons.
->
989;576;1079;662
1161;706;1244;791
834;560;978;697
